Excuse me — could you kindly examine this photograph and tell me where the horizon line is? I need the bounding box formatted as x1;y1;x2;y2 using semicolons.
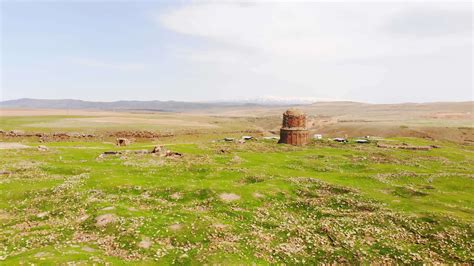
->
1;97;473;106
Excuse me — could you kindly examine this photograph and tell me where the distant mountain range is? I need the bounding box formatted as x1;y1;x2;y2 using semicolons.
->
2;98;471;114
0;98;298;112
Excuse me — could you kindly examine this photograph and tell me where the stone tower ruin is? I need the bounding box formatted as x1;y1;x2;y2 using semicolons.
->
279;108;309;146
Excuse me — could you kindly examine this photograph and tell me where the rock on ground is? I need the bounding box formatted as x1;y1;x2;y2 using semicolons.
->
95;214;117;227
219;193;241;202
138;237;153;249
170;192;182;200
38;145;49;151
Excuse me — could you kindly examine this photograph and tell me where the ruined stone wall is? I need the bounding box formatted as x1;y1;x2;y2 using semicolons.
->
279;129;309;146
283;114;306;128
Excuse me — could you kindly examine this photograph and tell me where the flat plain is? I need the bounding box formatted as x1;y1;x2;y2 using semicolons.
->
0;102;473;264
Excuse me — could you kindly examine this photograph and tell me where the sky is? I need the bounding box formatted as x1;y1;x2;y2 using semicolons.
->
0;0;472;103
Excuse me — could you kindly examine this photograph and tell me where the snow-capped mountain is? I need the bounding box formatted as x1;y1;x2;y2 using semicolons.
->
207;96;325;105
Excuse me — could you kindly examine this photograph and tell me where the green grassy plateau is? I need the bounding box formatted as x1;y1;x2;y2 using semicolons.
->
1;136;473;264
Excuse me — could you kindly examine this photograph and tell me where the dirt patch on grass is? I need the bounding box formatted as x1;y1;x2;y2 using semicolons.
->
27;116;219;129
169;223;182;231
0;210;12;220
170;192;182;200
219;193;241;202
212;223;228;230
0;142;30;149
95;214;117;227
0;108;121;117
138;237;153;249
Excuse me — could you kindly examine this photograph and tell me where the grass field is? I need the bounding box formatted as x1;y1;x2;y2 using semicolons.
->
1;136;473;264
0;107;473;264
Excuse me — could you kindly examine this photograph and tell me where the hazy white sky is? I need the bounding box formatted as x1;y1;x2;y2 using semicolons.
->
1;1;472;103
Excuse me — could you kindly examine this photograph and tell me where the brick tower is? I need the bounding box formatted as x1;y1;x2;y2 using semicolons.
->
279;108;309;146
